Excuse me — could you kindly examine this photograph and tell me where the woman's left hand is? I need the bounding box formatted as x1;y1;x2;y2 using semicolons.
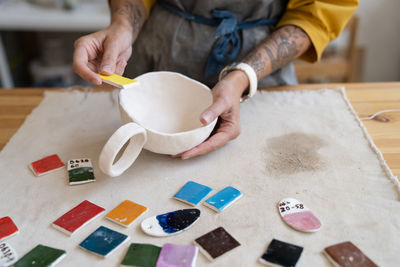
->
177;70;249;159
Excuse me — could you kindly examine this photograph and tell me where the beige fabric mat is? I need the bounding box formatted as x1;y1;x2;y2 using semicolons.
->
0;88;399;266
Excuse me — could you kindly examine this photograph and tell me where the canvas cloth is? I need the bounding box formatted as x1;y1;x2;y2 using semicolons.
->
0;88;399;266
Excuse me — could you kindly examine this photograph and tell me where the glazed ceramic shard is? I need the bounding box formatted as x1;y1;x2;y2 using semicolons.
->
68;158;95;185
51;200;105;236
79;226;129;258
259;239;303;267
0;217;19;241
203;186;242;212
141;209;201;237
173;181;213;206
194;227;240;261
278;198;322;232
156;243;198;267
121;243;161;267
323;241;378;267
0;242;18;267
29;154;65;176
106;200;147;228
14;244;66;267
98;73;138;89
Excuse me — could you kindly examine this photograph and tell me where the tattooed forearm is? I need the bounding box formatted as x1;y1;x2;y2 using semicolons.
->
244;25;311;80
109;0;146;35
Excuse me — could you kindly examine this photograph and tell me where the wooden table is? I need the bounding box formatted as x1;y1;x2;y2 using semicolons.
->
1;83;399;179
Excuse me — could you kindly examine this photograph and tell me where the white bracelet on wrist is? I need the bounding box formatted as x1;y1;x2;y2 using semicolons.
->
219;62;258;102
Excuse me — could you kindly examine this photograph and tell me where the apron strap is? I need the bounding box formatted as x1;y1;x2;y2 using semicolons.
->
158;0;279;78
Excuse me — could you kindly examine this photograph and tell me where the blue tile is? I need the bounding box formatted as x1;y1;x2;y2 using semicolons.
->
173;181;212;205
205;186;242;212
79;226;129;257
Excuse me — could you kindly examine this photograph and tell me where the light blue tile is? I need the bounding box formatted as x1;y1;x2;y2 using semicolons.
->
205;186;242;212
173;181;212;205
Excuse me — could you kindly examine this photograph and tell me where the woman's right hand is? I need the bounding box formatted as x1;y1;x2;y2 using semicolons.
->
72;21;134;85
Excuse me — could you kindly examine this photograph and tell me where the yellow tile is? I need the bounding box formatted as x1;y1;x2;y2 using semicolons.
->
106;200;147;227
98;74;137;87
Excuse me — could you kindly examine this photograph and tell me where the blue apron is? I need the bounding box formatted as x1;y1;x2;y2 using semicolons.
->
129;0;297;88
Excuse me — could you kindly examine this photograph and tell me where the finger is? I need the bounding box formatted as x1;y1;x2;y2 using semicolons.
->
100;38;120;75
115;60;127;76
200;96;230;125
73;45;101;85
181;131;231;159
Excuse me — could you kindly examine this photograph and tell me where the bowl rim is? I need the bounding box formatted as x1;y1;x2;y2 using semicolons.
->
119;71;217;137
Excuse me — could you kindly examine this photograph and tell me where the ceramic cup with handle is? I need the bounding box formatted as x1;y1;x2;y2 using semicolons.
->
99;71;217;176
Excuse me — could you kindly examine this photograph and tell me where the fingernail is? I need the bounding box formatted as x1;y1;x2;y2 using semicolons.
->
101;65;112;74
201;112;212;125
182;155;190;160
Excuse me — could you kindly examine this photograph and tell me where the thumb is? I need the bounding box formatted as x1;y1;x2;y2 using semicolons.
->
200;97;229;125
100;39;119;75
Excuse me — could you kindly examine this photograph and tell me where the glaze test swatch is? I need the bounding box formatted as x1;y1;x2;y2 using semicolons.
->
14;244;66;267
0;216;19;241
121;243;161;267
79;226;129;258
278;198;322;232
141;209;201;237
98;73;138;89
259;239;303;267
324;241;378;267
29;154;65;176
106;200;147;228
52;200;105;236
194;227;240;261
0;242;18;267
204;186;242;212
173;181;212;206
68;158;95;185
156;243;198;267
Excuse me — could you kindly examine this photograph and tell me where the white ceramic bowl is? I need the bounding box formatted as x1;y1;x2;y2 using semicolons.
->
99;71;217;176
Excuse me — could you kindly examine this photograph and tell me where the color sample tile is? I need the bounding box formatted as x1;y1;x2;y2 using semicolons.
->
68;158;95;185
0;217;19;241
14;244;66;267
204;186;242;212
52;200;105;236
141;209;201;237
79;226;129;258
324;241;378;267
278;198;322;233
121;243;161;267
106;200;147;228
0;242;18;267
173;181;212;206
29;154;65;176
156;243;198;267
98;73;138;89
259;239;303;267
194;227;240;261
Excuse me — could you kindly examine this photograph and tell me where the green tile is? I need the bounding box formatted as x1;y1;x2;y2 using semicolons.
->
121;243;161;267
15;244;66;267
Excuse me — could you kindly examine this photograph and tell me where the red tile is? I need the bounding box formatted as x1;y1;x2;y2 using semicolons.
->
0;216;19;241
30;154;65;176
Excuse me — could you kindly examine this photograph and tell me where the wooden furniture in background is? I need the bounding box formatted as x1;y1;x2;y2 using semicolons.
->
294;15;365;83
1;83;399;178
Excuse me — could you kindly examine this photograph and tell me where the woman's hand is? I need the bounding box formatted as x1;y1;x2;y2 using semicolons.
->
73;22;134;85
178;70;249;159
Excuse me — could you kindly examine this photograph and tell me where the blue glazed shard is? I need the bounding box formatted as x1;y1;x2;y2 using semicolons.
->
141;209;201;237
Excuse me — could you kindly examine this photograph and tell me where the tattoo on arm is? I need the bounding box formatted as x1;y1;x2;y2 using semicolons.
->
244;25;311;80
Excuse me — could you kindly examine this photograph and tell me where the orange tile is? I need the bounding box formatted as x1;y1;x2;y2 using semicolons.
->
106;200;147;227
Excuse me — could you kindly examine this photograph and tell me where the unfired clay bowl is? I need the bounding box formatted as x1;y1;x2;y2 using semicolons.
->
99;71;217;176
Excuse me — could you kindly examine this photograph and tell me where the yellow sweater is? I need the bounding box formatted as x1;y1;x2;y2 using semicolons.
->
141;0;359;62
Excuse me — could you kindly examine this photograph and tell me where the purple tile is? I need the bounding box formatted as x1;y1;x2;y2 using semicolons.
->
156;243;198;267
